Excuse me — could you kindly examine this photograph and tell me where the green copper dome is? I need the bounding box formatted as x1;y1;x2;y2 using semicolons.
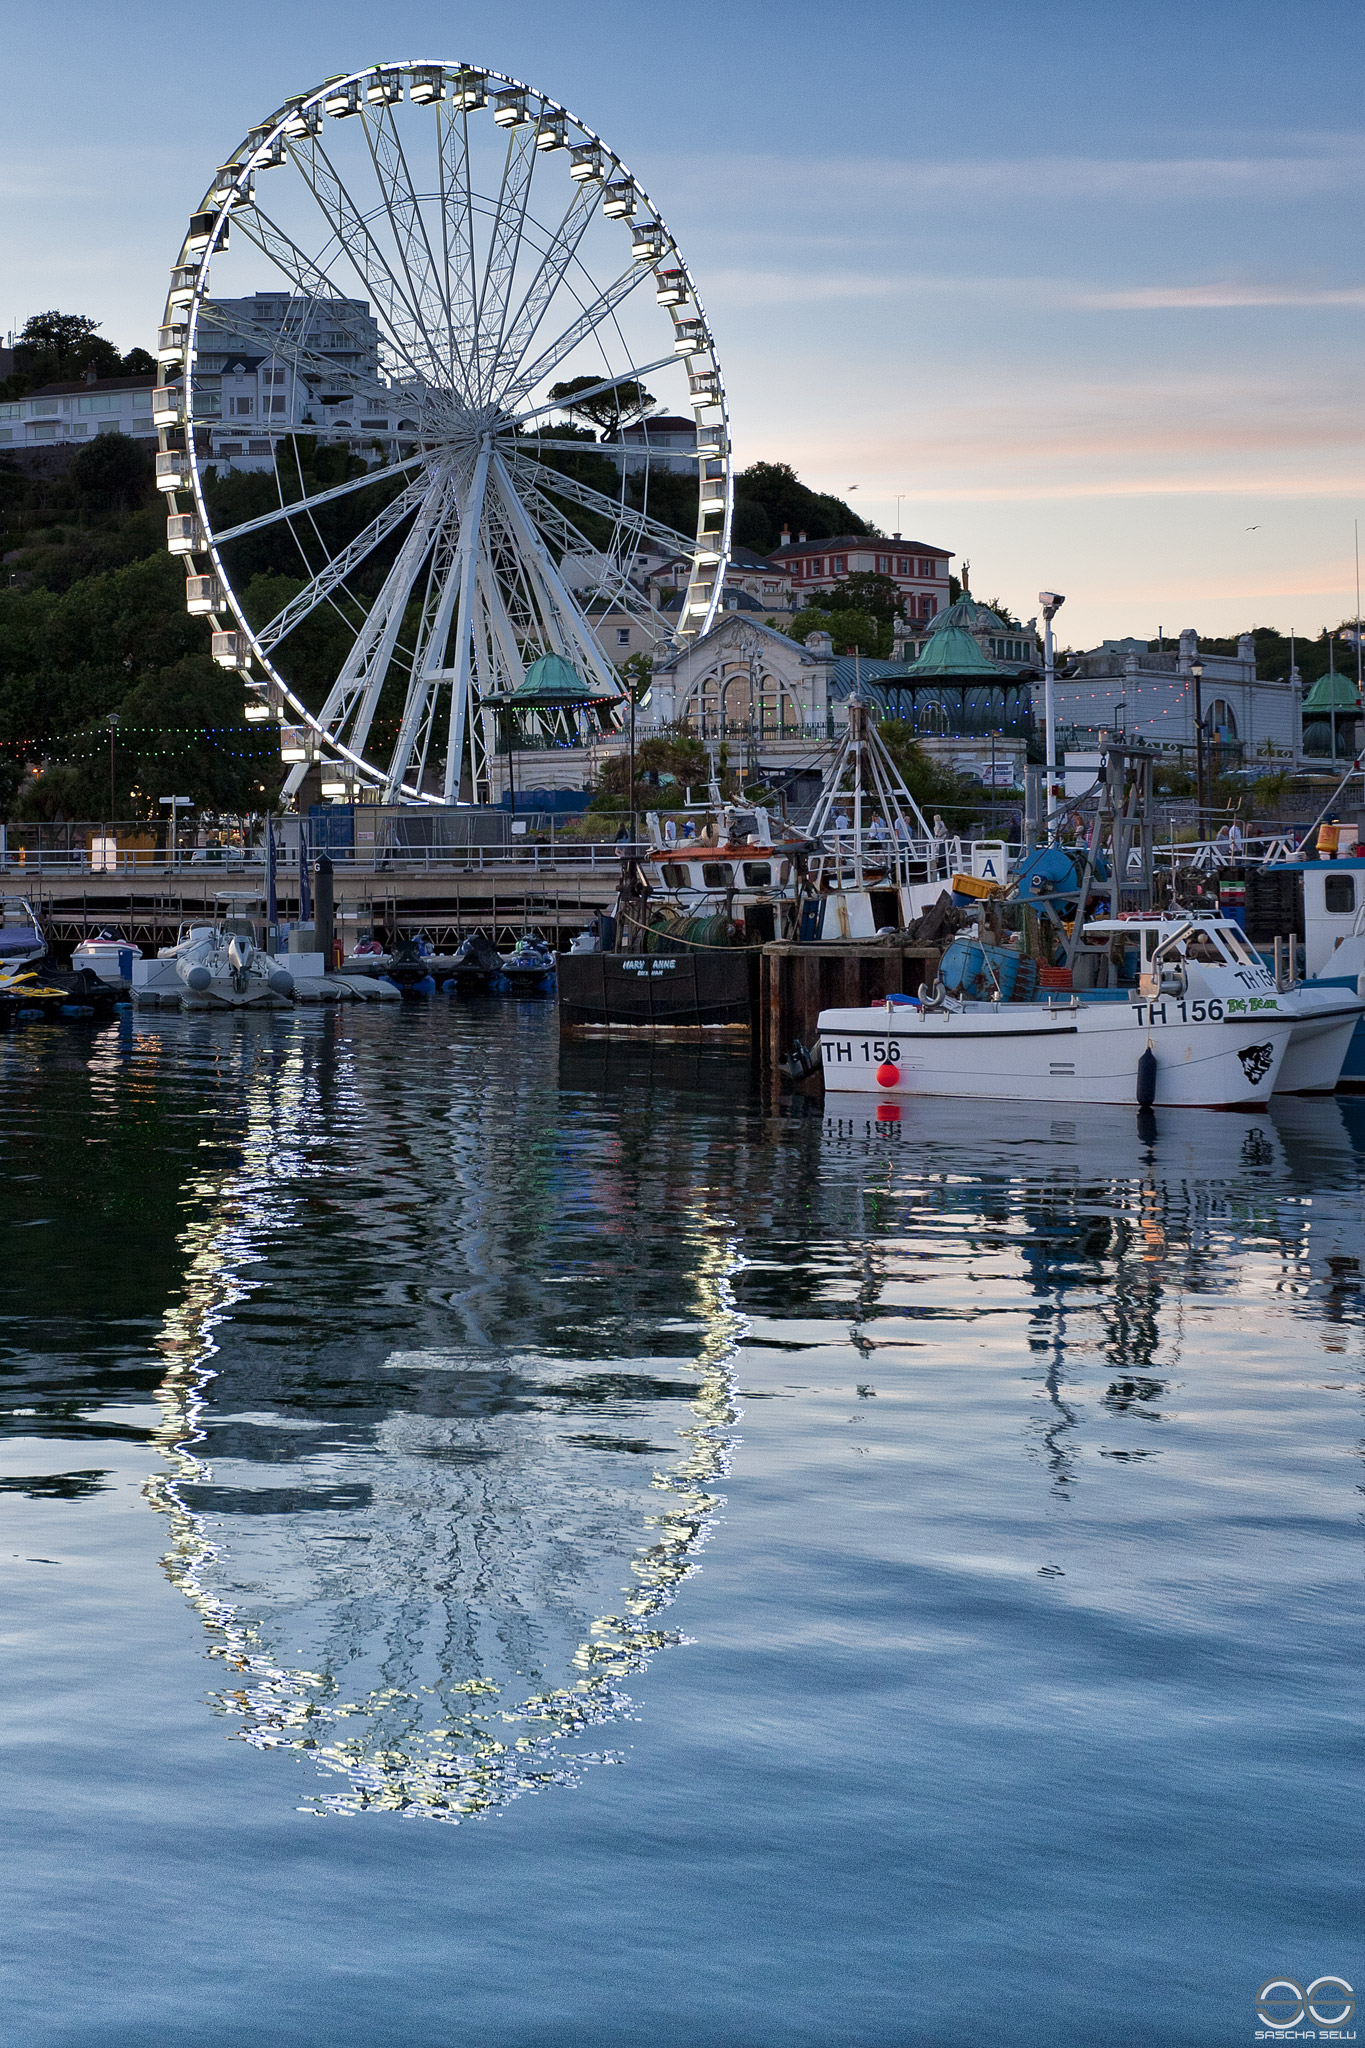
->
906;624;1002;677
925;594;1008;638
483;652;621;707
1301;669;1361;712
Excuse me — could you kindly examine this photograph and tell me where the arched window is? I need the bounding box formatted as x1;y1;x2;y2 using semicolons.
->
1209;698;1237;741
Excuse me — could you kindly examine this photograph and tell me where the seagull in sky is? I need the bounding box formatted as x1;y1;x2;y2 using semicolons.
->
1246;524;1261;530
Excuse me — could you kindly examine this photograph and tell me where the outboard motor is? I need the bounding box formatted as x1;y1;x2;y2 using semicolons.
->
227;933;254;993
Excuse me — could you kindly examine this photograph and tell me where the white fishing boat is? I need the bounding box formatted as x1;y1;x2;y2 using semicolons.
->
1078;913;1365;1095
639;705;966;947
818;915;1297;1109
643;802;804;946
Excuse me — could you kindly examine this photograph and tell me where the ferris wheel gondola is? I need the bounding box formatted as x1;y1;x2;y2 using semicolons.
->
158;62;732;805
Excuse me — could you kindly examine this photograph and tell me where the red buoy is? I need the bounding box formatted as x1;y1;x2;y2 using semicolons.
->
876;1061;900;1088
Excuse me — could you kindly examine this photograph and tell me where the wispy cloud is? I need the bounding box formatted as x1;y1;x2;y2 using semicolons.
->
672;144;1365;212
706;266;1365;313
1077;282;1365;309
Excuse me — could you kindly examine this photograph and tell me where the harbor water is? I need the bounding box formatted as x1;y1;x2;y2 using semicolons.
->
1;1004;1361;2045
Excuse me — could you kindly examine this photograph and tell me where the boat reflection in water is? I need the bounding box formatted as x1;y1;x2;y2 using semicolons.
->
818;1087;1365;1494
143;1016;742;1822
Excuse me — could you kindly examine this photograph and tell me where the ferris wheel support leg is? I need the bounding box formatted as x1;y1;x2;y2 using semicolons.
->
439;441;494;806
382;481;474;799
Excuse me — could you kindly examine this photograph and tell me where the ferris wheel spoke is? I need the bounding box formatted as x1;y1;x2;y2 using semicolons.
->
362;103;453;370
439;443;495;802
436;104;481;399
382;454;489;799
500;260;653;410
305;475;456;762
250;473;436;654
488;181;603;402
384;518;462;799
211;451;428;547
510;455;696;559
515;436;639;457
285;137;449;387
488;453;624;705
238;202;436;394
509;355;681;431
473;124;539;399
509;478;677;642
475;555;527;694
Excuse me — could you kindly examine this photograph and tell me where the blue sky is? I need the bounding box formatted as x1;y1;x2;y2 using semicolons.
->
3;0;1362;645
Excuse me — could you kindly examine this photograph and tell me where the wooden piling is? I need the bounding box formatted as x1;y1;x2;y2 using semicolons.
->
759;940;943;1082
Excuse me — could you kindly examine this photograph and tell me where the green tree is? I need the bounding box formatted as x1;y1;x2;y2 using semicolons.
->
730;461;871;554
626;464;698;543
822;572;905;623
876;720;981;813
115;656;281;814
589;731;708;812
787;605;885;657
619;650;653;702
7;311;122;392
548;376;656;432
68;431;156;514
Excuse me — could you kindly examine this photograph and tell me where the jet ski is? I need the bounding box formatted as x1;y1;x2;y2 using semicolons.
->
447;931;503;990
498;936;557;991
383;933;437;996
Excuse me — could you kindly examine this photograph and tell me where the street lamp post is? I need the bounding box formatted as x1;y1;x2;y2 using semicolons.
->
627;680;636;848
1039;591;1066;840
106;712;119;830
159;795;193;869
1190;657;1205;817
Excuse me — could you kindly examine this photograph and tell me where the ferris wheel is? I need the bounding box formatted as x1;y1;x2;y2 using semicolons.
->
155;62;732;805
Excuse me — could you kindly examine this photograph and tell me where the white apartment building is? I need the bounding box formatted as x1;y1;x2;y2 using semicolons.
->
0;372;157;450
195;293;383;471
0;292;383;471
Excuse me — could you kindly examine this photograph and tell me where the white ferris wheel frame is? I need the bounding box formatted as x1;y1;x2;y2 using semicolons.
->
159;60;734;805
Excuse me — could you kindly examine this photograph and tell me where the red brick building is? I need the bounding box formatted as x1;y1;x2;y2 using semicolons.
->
766;532;953;622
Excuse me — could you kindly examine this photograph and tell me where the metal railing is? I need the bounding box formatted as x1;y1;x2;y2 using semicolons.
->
1152;833;1310;871
0;839;649;879
805;833;968;892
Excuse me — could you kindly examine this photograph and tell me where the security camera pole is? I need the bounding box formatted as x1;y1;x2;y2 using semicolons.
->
1039;592;1066;840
